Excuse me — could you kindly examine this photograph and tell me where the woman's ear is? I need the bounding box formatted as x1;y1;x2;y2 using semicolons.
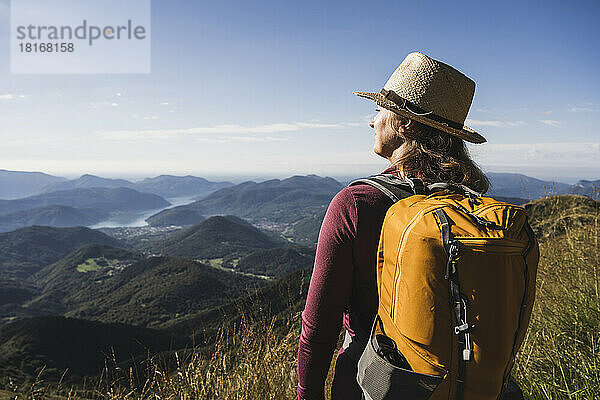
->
396;117;412;134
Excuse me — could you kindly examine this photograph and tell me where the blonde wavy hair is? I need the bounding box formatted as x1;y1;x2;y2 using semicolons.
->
383;109;490;194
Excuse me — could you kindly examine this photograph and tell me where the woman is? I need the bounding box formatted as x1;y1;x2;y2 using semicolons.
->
297;52;490;400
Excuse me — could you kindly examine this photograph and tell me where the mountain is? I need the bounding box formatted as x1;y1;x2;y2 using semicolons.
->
159;267;311;335
0;316;186;383
236;247;314;278
0;205;109;232
154;215;283;259
132;175;233;198
0;187;170;215
147;175;343;226
0;267;306;384
524;195;599;239
564;179;600;200
490;196;529;205
63;256;265;327
41;174;134;193
487;172;569;200
32;244;141;294
0;279;37;306
0;279;39;323
281;209;326;246
146;207;205;227
0;170;67;200
0;226;122;279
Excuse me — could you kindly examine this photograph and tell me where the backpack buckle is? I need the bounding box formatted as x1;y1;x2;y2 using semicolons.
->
454;323;469;334
454;323;475;335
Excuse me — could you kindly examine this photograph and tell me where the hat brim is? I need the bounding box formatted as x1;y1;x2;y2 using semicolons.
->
353;91;486;144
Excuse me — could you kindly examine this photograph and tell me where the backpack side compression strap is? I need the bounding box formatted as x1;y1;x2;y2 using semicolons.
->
434;208;474;400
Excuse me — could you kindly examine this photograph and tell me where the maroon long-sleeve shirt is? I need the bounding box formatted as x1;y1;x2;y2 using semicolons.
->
297;169;399;400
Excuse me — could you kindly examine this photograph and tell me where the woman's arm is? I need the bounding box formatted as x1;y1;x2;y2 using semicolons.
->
297;188;358;400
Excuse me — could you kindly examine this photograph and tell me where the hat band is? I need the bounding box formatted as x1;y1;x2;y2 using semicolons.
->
380;89;465;131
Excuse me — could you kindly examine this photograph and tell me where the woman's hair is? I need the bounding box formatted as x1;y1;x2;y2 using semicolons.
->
383;109;490;194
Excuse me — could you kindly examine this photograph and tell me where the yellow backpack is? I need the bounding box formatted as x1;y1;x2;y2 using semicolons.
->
353;175;539;400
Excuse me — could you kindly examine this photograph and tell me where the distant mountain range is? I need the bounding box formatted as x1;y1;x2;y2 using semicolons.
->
147;175;343;227
0;169;598;235
133;175;233;198
0;205;109;233
0;170;67;200
486;172;571;199
0;187;170;215
0;170;233;200
41;174;134;193
565;179;600;199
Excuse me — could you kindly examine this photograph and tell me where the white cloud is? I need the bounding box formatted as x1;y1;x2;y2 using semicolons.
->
227;136;291;143
568;106;595;112
539;110;553;115
465;119;503;127
143;115;158;120
465;119;525;128
0;94;26;100
567;102;598;113
90;100;121;109
160;102;170;106
470;142;600;169
115;93;122;97
539;119;560;127
99;120;360;142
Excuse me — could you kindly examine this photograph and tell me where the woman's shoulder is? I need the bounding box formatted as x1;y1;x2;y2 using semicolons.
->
329;183;394;214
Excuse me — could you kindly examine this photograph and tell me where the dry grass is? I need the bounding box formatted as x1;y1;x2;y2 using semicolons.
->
3;314;304;400
514;199;600;399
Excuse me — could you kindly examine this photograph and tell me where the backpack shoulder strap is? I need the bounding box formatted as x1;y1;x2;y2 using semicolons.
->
348;174;414;203
426;182;483;199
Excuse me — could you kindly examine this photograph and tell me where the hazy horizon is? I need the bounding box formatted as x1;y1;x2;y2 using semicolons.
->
2;165;596;186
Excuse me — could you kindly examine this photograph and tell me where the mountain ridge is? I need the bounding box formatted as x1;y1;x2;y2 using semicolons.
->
0;187;170;216
0;226;123;279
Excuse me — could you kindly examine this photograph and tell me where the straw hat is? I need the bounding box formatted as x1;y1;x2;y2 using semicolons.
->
354;52;486;144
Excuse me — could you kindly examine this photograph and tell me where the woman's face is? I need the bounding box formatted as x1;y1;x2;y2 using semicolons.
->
371;108;403;160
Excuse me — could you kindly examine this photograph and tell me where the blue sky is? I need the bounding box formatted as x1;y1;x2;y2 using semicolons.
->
0;0;598;183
